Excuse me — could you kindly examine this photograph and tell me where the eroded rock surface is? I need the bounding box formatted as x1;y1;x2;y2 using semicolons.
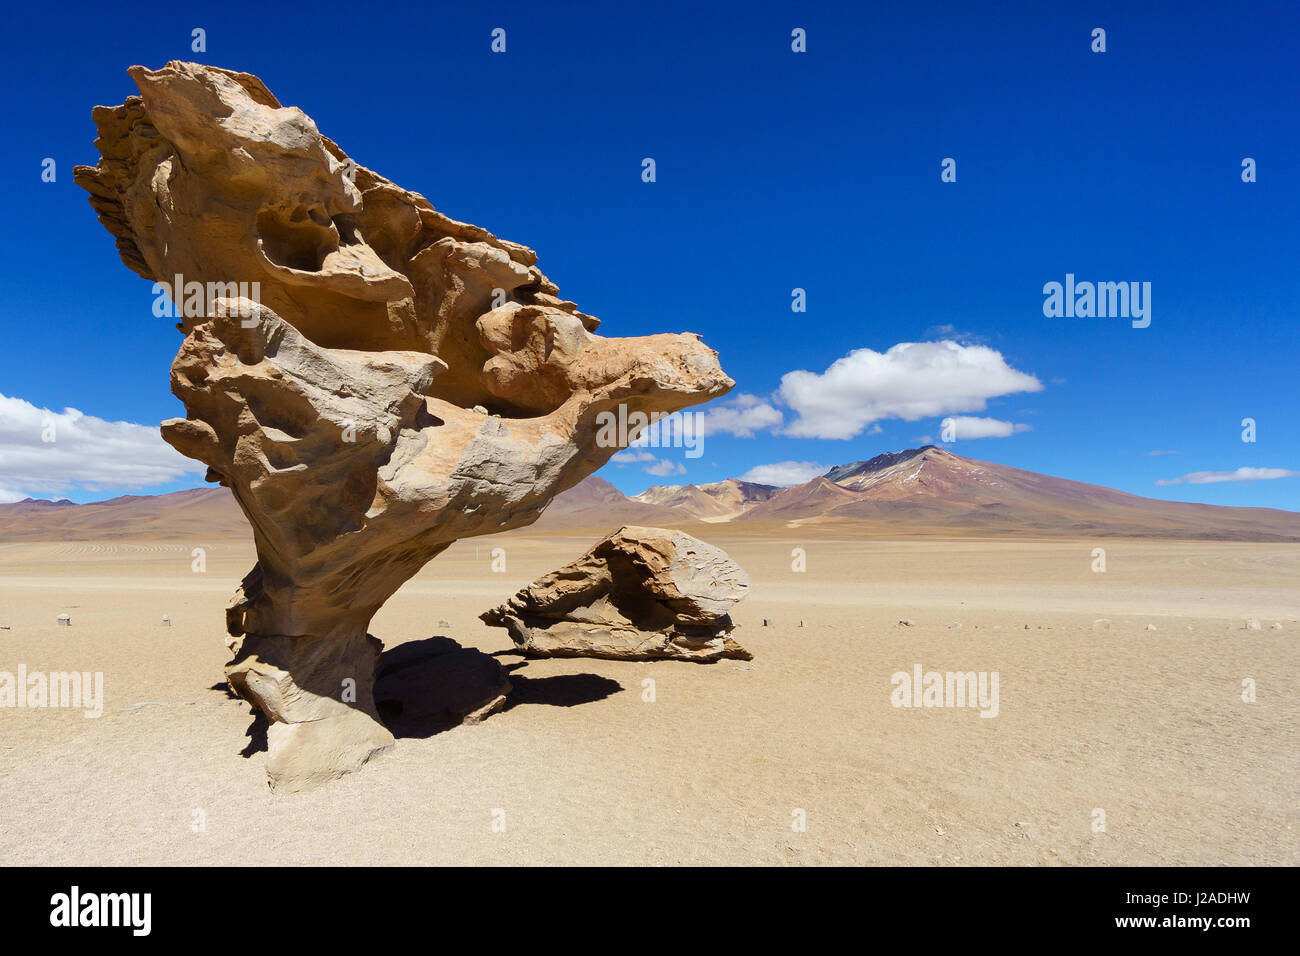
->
75;62;731;791
481;526;752;662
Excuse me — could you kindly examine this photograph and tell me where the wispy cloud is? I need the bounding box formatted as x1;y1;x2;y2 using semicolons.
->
0;393;204;500
942;416;1032;440
611;449;658;464
922;324;986;346
738;460;828;487
644;458;686;477
1155;467;1298;486
1146;449;1179;456
610;448;687;477
700;394;784;437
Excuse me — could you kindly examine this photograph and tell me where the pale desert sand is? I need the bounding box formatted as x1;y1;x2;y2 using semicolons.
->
0;530;1295;865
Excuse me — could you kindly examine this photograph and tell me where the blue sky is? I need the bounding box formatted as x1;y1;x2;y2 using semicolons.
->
1;0;1296;508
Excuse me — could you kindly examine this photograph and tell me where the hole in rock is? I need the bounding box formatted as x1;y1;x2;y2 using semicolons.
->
256;204;339;272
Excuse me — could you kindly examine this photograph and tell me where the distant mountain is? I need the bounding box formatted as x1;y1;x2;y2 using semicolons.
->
2;446;1296;541
631;478;779;520
0;487;246;540
530;476;683;529
738;445;1300;540
0;478;675;541
736;477;862;522
823;449;932;486
3;497;76;510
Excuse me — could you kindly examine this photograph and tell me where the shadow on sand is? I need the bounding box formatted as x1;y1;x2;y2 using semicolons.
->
211;636;623;756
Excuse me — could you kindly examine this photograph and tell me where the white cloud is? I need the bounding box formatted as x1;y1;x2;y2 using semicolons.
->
738;461;828;487
610;448;687;477
1146;449;1178;456
777;341;1042;440
611;449;658;464
943;416;1032;440
0;393;204;497
1155;467;1299;486
701;394;784;437
644;458;687;477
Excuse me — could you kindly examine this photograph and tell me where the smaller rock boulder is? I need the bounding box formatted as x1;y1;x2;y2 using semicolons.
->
481;526;752;662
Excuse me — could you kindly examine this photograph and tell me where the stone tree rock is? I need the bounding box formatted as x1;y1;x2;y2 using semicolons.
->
74;63;732;791
481;526;752;662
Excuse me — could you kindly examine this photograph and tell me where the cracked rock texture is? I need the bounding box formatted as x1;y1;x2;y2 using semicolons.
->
75;62;732;791
481;526;752;662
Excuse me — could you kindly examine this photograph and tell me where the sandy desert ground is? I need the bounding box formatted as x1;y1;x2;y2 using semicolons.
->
0;528;1296;866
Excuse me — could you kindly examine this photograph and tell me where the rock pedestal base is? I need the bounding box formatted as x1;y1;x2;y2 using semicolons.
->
226;632;393;792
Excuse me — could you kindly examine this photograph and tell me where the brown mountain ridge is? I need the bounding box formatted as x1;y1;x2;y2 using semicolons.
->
2;446;1296;541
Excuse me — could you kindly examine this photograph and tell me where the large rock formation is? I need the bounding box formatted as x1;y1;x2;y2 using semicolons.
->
75;63;731;791
481;527;752;662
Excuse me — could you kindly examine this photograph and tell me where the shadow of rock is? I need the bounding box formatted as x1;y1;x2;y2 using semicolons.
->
220;638;624;754
499;663;623;711
375;636;512;740
205;681;268;758
240;710;268;757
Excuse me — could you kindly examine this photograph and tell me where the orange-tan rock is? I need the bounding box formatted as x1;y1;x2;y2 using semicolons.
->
74;62;732;791
481;526;752;662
